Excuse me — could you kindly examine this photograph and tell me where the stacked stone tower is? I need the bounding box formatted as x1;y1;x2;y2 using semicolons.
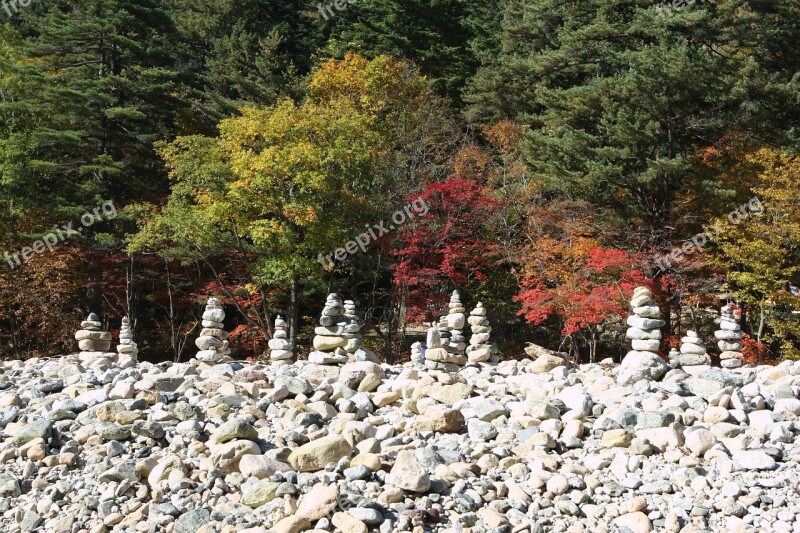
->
196;298;231;363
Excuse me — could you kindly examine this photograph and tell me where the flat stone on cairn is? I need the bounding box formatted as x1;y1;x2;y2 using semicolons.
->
195;298;231;363
75;313;116;369
678;330;711;368
116;316;138;369
618;287;669;385
309;293;350;365
268;315;293;364
466;302;497;364
716;305;743;369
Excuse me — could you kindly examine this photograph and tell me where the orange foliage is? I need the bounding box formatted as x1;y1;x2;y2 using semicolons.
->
0;244;89;358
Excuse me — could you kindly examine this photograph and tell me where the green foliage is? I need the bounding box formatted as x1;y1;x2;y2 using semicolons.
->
465;0;800;232
129;55;443;291
318;0;483;104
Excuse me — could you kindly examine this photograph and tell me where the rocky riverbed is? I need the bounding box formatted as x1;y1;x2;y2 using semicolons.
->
1;353;800;533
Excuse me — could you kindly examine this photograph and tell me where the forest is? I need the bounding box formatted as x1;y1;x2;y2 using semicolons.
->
0;0;798;363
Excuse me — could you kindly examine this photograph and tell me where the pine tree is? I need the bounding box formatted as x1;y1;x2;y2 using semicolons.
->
166;0;324;117
2;0;187;223
319;0;480;105
464;0;799;235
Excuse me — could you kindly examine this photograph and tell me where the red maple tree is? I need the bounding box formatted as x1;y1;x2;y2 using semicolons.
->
392;176;500;323
513;201;654;362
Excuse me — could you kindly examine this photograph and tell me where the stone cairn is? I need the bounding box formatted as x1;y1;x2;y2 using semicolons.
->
423;322;464;371
625;286;664;358
309;293;350;365
466;302;497;364
116;316;138;369
445;290;467;359
342;299;377;363
668;347;680;366
435;316;453;357
678;330;710;368
75;313;115;368
268;315;293;364
716;305;743;369
410;340;424;366
195;298;231;363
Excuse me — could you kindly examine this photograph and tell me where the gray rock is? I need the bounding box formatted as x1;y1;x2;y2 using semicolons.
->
617;351;670;385
733;450;777;471
349;507;384;525
20;510;42;532
467;419;498;441
636;411;676;430
95;422;131;441
344;465;371;481
13;419;52;446
174;508;211;533
213;418;258;443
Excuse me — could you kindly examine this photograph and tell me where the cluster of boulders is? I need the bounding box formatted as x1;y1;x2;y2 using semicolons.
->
2;333;800;533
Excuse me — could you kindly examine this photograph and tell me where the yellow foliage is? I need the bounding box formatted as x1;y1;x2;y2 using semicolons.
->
711;148;800;358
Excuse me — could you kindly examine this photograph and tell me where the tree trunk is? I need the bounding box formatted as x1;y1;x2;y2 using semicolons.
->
289;279;299;352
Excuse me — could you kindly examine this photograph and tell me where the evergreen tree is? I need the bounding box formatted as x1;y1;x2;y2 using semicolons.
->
464;0;799;234
319;0;479;105
1;0;186;228
167;0;324;117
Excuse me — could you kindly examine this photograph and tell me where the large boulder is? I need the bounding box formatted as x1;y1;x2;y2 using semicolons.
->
387;450;430;492
617;351;669;386
413;407;464;433
288;434;352;472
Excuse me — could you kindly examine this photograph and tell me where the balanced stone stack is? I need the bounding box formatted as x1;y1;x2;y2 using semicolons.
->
436;316;453;354
617;286;670;385
309;293;349;365
444;290;467;358
466;302;497;364
75;313;115;369
116;316;138;369
716;305;743;369
410;341;424;366
423;321;465;371
341;299;377;363
626;287;664;353
196;298;231;363
678;330;710;368
268;315;293;364
668;348;680;366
